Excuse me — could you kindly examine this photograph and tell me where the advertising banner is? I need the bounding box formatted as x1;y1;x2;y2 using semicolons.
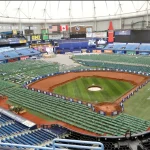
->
42;34;49;40
126;51;136;55
63;31;70;39
8;58;18;62
71;25;92;33
49;34;63;39
0;39;9;45
93;32;107;38
20;56;29;60
104;50;113;54
92;50;102;53
12;30;17;35
41;29;48;34
86;33;93;38
31;35;41;41
8;38;20;44
115;30;131;35
19;39;27;44
86;27;92;33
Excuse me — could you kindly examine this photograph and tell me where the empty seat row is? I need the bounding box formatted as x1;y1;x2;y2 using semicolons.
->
104;43;150;51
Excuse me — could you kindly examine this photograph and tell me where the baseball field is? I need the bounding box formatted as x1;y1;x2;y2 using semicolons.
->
53;77;134;103
124;82;150;121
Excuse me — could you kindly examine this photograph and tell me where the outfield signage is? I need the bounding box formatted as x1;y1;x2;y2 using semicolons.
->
115;30;131;35
31;35;41;41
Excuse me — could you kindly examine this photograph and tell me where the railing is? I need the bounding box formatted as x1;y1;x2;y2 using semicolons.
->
0;139;104;150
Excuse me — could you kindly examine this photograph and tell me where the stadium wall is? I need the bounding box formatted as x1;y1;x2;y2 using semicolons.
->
0;15;149;33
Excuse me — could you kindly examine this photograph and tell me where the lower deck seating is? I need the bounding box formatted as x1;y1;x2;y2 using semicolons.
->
47;124;69;136
1;86;149;136
0;114;14;124
138;139;150;150
1;129;57;148
0;122;27;137
64;131;132;150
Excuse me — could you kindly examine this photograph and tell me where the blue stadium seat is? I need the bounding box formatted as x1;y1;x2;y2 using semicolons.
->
124;43;140;50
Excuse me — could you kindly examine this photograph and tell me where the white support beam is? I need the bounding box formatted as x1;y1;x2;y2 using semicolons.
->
30;1;36;18
18;8;22;32
69;1;72;33
81;1;83;18
28;1;29;18
147;1;149;27
93;1;96;31
118;1;122;29
3;1;10;17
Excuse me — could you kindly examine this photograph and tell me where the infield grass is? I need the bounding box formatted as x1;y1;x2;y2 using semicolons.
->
124;82;150;121
53;77;134;103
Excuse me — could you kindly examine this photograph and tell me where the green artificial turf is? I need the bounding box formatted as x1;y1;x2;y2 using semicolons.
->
124;82;150;121
54;77;134;103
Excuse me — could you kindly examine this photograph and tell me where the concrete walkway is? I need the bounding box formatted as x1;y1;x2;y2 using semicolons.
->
41;54;80;66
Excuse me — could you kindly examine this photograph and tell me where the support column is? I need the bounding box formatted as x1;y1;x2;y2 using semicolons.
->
18;8;22;32
44;9;47;33
147;1;149;27
93;1;96;31
69;1;72;33
119;3;122;30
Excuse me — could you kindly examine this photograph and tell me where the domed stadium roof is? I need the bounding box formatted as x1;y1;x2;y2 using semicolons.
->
0;1;149;23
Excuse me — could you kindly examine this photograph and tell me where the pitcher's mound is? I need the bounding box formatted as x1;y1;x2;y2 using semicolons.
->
88;86;102;91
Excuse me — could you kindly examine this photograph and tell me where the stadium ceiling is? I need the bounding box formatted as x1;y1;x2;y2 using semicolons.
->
0;1;149;23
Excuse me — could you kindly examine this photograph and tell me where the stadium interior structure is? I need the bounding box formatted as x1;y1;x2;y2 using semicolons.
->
0;1;150;150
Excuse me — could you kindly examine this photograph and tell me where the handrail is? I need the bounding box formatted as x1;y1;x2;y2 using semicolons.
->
0;143;55;150
0;139;104;150
52;139;104;150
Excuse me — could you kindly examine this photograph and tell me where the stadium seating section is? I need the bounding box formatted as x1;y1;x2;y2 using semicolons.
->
0;104;59;149
0;113;56;147
0;86;150;136
0;57;150;149
0;60;90;85
104;43;150;51
55;39;97;53
46;124;69;136
0;60;149;138
73;54;150;74
0;47;40;62
138;139;150;150
124;43;140;51
59;127;132;150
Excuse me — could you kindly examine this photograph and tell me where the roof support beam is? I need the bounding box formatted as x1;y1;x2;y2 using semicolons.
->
81;1;83;18
146;1;149;27
105;1;110;16
18;8;22;31
3;1;10;16
139;1;146;11
30;1;36;18
118;1;122;29
131;1;137;12
93;1;97;31
28;1;29;18
69;1;72;32
57;1;60;16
